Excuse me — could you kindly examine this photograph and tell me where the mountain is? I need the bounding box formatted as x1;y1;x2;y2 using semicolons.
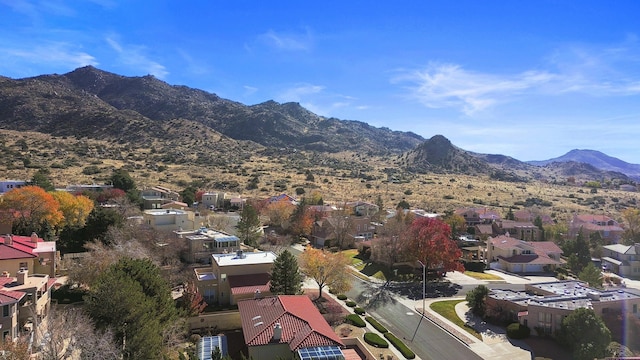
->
402;135;491;174
0;66;423;155
528;149;640;179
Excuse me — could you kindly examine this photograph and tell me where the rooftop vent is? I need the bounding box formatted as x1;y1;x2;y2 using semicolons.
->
273;323;282;341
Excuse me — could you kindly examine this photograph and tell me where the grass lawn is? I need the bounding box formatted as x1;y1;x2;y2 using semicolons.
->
341;249;389;281
430;300;482;340
464;271;503;281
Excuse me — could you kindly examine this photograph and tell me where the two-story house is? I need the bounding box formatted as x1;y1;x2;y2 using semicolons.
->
311;216;373;248
486;234;563;273
0;233;57;278
493;220;542;241
175;227;241;264
455;207;501;226
0;180;26;194
602;243;640;278
569;214;624;244
143;209;207;232
194;250;277;306
141;186;181;210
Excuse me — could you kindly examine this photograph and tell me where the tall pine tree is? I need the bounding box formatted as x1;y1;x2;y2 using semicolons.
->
236;204;262;247
270;250;303;295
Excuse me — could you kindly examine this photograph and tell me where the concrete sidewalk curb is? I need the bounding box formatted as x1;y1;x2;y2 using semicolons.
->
416;298;479;347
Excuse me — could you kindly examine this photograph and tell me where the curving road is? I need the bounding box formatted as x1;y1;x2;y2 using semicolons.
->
346;277;482;360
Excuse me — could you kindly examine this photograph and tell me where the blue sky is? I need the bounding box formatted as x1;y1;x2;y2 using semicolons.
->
2;1;640;163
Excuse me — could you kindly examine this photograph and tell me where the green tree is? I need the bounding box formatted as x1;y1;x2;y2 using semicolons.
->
236;204;262;247
180;185;197;206
505;207;515;220
397;200;410;209
557;308;611;360
466;285;489;317
269;250;303;295
563;230;591;274
30;168;55;191
110;169;136;192
578;262;603;288
533;216;545;240
85;258;179;359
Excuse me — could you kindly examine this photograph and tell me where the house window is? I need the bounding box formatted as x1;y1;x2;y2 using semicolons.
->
538;312;552;334
19;262;27;270
2;330;8;340
634;304;638;314
2;305;9;317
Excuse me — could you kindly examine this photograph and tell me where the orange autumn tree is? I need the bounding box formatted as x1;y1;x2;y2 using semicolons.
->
402;217;464;276
0;185;63;237
299;247;351;299
51;191;95;228
265;199;295;230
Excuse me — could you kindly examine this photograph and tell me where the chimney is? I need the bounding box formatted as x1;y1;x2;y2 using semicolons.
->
30;232;39;243
254;289;262;299
273;323;282;341
17;269;28;285
3;234;12;245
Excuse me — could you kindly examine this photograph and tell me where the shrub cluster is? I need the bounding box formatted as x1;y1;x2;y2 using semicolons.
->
337;294;348;300
365;316;388;333
345;314;366;327
363;333;388;348
384;332;416;359
345;300;357;307
354;307;366;315
506;323;530;339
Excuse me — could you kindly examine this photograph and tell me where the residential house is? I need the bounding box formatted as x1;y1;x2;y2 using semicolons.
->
0;233;57;278
487;281;640;334
569;214;624;244
229;197;246;211
346;201;379;217
602;243;640;278
494;220;542;241
175;227;241;264
486;234;563;273
0;180;26;194
141;186;181;209
0;269;56;341
238;295;344;360
266;194;298;206
65;184;113;194
194;250;277;306
143;209;206;232
311;216;374;248
513;210;553;225
161;201;189;210
454;207;501;226
201;192;225;209
474;224;494;241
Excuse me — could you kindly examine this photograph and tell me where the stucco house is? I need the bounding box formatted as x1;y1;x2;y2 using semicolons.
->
494;220;542;241
602;243;640;278
487;281;640;334
143;209;207;232
194;250;277;306
238;295;344;360
569;214;624;244
175;227;241;264
0;233;57;278
454;207;501;226
0;180;26;194
311;216;373;248
486;234;563;273
141;186;181;209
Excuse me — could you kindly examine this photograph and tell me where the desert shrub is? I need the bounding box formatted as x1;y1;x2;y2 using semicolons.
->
337;294;347;300
443;195;454;200
345;314;366;327
365;316;388;333
384;332;415;359
354;307;365;315
463;261;486;272
506;323;530;339
345;300;357;307
363;333;388;348
82;165;101;175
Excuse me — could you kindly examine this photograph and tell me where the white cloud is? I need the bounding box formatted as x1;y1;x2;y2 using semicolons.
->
2;42;98;68
243;85;258;96
257;29;312;51
106;36;168;79
397;39;640;115
276;84;325;103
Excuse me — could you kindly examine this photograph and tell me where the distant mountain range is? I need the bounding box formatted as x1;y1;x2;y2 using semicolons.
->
0;66;637;183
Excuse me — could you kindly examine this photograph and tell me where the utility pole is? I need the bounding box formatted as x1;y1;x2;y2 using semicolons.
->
411;260;426;342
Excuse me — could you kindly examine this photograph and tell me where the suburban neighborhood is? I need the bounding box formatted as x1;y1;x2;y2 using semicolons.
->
1;173;640;360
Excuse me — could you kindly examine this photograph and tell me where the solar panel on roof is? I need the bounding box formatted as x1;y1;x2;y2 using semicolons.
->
297;346;345;360
197;336;228;360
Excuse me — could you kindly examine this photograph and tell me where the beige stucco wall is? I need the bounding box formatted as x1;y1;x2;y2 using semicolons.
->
213;262;274;305
187;310;241;332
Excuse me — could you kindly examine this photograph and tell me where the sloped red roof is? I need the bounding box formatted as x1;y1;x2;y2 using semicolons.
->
228;273;271;295
0;243;36;260
0;289;26;304
238;295;343;351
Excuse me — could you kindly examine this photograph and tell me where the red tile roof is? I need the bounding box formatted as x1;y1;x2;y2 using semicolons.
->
228;273;271;295
238;295;343;351
0;243;36;260
0;289;26;304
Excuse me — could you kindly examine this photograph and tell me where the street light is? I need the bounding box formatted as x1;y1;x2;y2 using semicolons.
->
411;260;426;342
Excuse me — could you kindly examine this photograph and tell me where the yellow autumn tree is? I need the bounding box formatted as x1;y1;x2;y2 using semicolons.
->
265;199;295;230
299;247;351;299
51;191;95;228
0;185;63;235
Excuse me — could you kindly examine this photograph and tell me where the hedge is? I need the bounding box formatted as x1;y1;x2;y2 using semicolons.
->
363;332;389;348
345;300;357;307
506;323;530;339
337;294;348;300
354;307;366;315
384;333;415;359
365;316;388;333
345;314;366;327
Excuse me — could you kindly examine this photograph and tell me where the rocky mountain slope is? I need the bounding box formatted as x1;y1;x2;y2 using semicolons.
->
528;149;640;180
0;66;423;155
